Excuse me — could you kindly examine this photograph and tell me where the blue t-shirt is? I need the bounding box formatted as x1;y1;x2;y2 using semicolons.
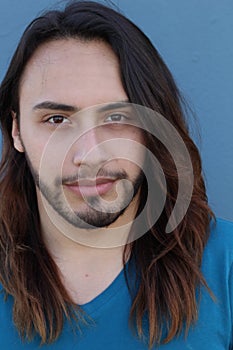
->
0;218;233;349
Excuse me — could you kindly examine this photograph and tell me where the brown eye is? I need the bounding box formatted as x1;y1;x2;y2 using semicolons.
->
105;114;127;123
47;115;69;124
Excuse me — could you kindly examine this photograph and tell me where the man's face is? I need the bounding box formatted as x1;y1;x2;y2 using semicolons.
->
13;39;145;229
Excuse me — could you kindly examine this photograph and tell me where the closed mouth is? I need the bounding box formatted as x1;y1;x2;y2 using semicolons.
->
64;177;117;187
64;177;118;197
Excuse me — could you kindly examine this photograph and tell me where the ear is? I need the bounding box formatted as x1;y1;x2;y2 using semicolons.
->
11;112;24;153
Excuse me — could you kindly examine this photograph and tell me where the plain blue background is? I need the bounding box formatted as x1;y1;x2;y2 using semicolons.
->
0;0;232;222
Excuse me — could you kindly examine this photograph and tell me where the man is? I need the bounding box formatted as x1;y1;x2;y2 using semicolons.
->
0;1;232;349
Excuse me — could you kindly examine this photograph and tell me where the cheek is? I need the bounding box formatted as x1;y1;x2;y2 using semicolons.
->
19;120;46;150
21;135;45;169
114;158;144;179
112;135;145;168
20;127;60;176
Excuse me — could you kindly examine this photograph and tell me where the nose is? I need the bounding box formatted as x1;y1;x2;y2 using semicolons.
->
72;126;109;168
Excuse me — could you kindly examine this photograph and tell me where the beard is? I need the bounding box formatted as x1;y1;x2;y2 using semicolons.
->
25;153;144;230
39;171;143;229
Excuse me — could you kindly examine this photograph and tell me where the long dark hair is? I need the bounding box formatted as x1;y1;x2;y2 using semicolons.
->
0;1;214;347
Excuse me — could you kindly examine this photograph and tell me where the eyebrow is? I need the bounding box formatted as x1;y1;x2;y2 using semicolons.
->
32;101;78;112
97;101;130;113
32;100;130;113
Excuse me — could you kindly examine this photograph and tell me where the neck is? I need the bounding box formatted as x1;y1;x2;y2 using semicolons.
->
36;190;138;304
36;188;139;266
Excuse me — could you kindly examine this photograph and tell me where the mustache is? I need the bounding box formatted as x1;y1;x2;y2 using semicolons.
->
60;169;128;185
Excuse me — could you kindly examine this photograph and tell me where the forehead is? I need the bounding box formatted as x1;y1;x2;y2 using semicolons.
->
19;39;127;110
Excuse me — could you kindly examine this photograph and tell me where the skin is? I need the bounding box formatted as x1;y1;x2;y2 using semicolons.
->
12;39;145;304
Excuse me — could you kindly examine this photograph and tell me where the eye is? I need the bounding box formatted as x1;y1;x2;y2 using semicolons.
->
105;113;128;123
45;115;69;125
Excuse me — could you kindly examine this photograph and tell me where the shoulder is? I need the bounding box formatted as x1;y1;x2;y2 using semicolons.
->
200;218;233;348
206;217;233;254
210;216;233;236
202;217;233;287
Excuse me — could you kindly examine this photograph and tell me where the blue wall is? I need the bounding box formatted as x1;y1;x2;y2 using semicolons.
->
0;0;232;221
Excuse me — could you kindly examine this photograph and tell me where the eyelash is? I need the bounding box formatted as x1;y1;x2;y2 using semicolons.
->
45;115;69;125
44;113;129;126
105;113;129;123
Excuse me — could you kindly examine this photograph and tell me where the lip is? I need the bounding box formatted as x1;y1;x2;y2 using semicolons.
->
64;177;116;197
